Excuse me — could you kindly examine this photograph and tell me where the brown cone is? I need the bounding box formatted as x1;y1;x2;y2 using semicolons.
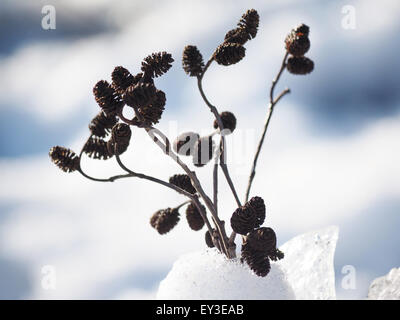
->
49;146;80;173
182;45;204;77
246;196;266;227
205;230;215;248
224;27;249;45
107;123;132;155
285;31;310;57
286;56;314;75
83;137;113;160
213;111;237;133
93;80;124;115
141;52;174;78
89;111;118;138
186;202;205;231
124;82;157;108
150;208;180;235
247;227;277;254
237;9;259;40
214;43;246;66
241;241;271;277
169;174;197;195
230;205;257;235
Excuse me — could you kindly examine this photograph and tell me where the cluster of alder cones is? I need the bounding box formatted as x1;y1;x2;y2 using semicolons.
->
49;9;314;277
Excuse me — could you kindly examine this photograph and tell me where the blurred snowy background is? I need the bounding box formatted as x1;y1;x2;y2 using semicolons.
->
0;0;399;299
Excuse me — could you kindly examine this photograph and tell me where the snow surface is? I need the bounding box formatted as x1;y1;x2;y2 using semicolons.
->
157;249;295;300
367;268;400;300
157;226;338;300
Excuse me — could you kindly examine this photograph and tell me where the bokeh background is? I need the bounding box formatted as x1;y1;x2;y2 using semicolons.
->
1;0;399;299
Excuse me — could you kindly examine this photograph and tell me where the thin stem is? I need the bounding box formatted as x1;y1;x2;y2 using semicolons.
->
244;52;290;203
143;125;232;257
175;200;191;210
197;58;242;208
213;144;219;214
114;149;216;235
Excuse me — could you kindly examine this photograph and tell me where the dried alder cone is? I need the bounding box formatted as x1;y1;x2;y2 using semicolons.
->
141;52;174;79
186;202;205;231
182;45;204;77
214;43;246;66
287;56;314;75
83;137;112;160
224;28;249;46
230;205;257;235
169;174;197;195
93;80;123;115
285;23;314;75
238;9;260;40
150;208;180;235
136;89;166;125
247;196;266;228
205;230;215;248
213;111;237;133
107;123;131;155
241;228;284;277
285;23;310;57
49;146;80;173
112;66;137;94
231;196;267;235
89;111;118;138
124;82;157;108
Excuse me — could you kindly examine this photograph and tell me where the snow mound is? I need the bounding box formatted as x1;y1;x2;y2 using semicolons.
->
368;268;400;300
156;249;295;300
156;226;339;300
279;226;339;300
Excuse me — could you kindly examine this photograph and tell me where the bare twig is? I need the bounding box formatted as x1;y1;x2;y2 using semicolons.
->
197;58;242;208
143;126;233;258
213;148;219;214
114;149;215;235
244;52;290;203
78;134;216;238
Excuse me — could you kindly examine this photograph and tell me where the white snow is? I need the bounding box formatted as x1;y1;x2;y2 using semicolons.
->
157;249;295;300
157;226;339;300
279;226;339;300
367;268;400;300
